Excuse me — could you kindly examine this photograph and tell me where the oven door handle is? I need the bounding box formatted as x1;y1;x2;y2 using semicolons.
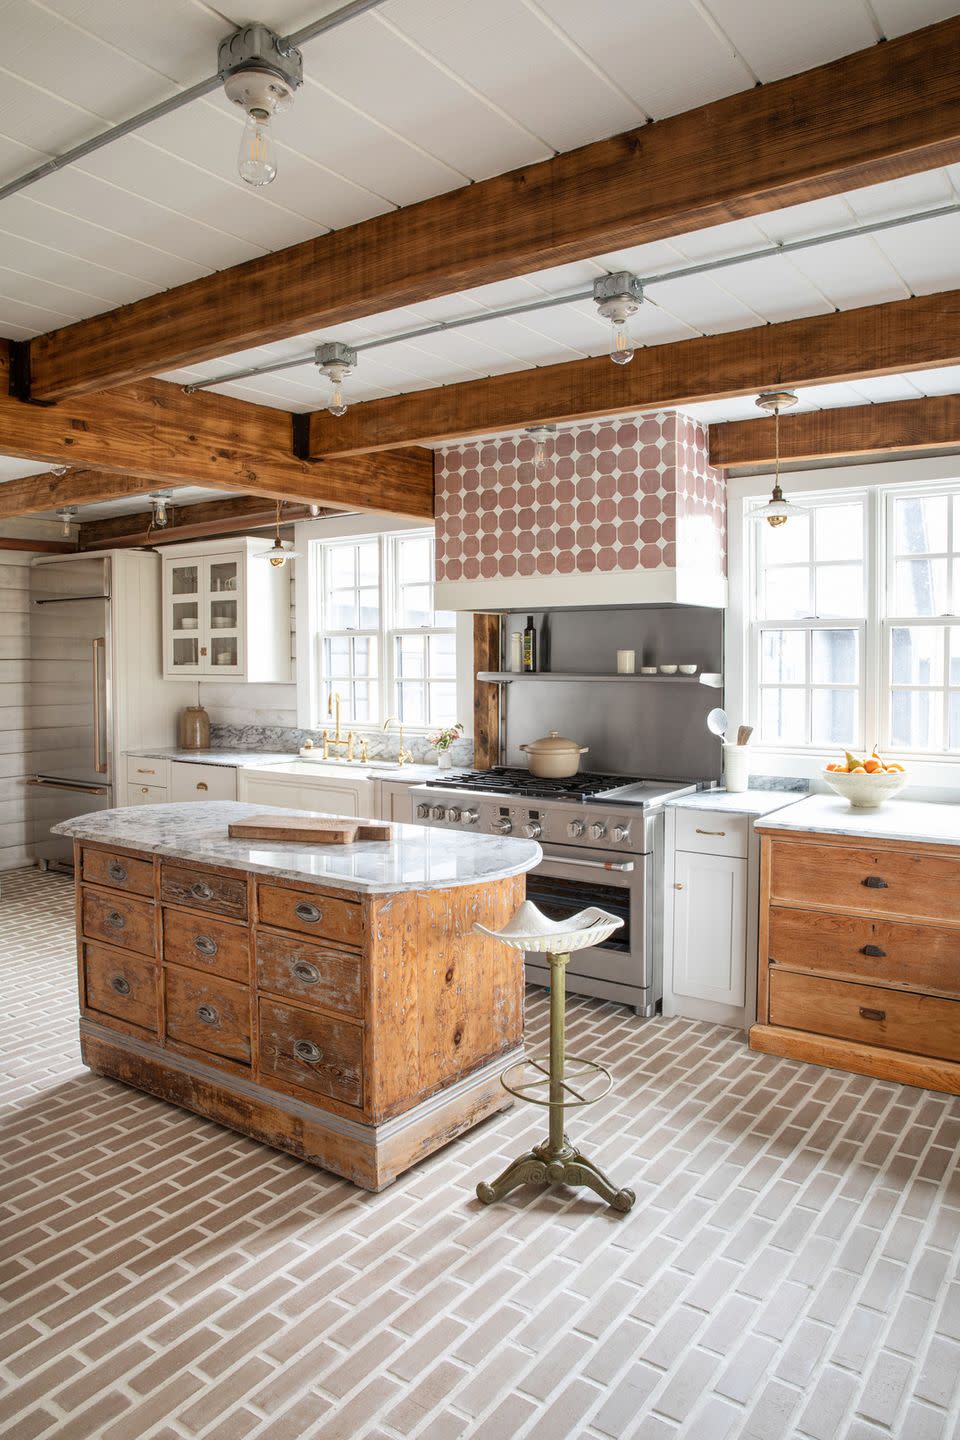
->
544;856;635;873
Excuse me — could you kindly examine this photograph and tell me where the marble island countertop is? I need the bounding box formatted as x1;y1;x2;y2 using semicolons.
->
53;802;542;893
755;793;960;846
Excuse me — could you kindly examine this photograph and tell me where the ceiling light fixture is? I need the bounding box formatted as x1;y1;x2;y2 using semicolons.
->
315;341;357;417
751;391;804;527
593;271;643;366
50;464;69;476
525;425;557;475
219;23;303;188
148;492;173;529
257;499;302;567
55;506;77;537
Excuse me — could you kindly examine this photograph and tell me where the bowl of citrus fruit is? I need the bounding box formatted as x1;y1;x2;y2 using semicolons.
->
823;750;906;808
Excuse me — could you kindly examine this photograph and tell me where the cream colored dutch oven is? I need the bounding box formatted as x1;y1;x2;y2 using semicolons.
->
519;730;589;779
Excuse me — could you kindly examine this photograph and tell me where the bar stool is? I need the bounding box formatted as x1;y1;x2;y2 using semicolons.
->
474;901;636;1213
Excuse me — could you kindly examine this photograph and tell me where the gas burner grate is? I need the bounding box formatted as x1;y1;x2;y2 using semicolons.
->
424;767;648;802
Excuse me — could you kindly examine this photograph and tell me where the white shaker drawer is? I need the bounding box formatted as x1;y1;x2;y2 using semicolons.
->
127;783;168;806
675;809;749;859
170;761;237;803
126;755;169;785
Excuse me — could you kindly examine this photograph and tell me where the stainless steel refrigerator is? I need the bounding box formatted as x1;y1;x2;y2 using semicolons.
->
28;555;114;867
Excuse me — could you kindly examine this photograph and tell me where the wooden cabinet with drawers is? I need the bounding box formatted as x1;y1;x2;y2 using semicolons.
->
751;827;960;1094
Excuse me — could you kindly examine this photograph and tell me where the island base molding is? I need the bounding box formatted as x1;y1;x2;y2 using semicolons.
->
749;1024;960;1097
81;1020;521;1190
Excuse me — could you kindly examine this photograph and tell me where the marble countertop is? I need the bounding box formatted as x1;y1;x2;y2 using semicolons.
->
127;750;448;783
127;748;296;769
668;789;805;818
53;802;542;893
755;794;960;846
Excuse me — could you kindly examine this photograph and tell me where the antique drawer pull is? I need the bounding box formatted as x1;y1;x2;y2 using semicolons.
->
295;902;323;924
196;1004;219;1026
191;881;214;901
110;975;130;995
193;935;218;958
107;910;125;929
695;827;726;836
445;967;455;983
861;944;887;958
293;1039;323;1064
858;1006;886;1022
107;860;127;882
291;960;320;985
453;1028;463;1046
862;876;888;889
196;782;209;792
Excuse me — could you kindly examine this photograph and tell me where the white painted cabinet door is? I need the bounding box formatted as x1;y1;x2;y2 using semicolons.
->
237;773;373;816
377;781;417;821
672;850;747;1006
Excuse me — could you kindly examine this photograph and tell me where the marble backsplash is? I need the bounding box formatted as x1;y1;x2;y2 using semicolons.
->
210;722;475;768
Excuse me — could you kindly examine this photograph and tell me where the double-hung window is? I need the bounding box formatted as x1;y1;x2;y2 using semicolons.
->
313;528;458;730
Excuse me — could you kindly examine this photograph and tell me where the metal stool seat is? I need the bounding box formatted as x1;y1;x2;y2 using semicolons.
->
473;901;636;1213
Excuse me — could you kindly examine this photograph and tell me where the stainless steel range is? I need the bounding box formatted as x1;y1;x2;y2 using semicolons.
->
408;768;698;1015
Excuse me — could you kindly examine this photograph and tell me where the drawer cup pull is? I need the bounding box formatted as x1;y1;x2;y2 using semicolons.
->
196;782;208;792
862;876;888;889
861;944;887;958
193;935;218;958
295;902;323;924
291;960;320;984
695;827;726;836
191;881;214;901
107;910;125;929
293;1039;323;1064
110;975;130;995
107;861;127;882
196;1004;219;1026
858;1006;886;1022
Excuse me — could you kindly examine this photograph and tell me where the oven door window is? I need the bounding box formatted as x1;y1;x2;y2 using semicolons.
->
523;873;630;953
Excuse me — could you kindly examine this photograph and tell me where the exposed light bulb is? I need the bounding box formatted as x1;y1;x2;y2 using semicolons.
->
237;109;276;188
593;272;643;368
148;492;170;529
609;316;634;366
56;506;77;537
315;343;357;419
525;425;556;475
328;377;347;417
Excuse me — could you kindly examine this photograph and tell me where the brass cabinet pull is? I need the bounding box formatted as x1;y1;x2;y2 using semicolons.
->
293;1039;322;1063
110;975;130;995
136;768;156;775
196;1004;219;1026
291;960;320;984
194;935;218;958
295;902;322;924
107;861;127;882
107;910;125;929
859;1006;886;1022
191;881;214;901
862;876;888;889
674;882;684;890
196;782;209;792
861;944;886;958
695;827;726;836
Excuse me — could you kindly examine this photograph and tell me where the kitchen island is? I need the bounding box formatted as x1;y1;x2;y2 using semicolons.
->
52;803;541;1190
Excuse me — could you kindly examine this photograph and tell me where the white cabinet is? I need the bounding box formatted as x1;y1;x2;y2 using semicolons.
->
170;762;237;803
663;805;759;1030
237;765;374;817
126;783;168;806
161;538;292;683
376;780;418;822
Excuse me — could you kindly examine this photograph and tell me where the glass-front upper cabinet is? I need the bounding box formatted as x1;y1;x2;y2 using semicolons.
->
161;539;292;684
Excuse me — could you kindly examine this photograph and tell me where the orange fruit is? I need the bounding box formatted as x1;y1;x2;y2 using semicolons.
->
850;765;867;773
864;759;880;773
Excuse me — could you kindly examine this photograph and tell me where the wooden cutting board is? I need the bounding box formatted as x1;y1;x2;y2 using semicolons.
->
228;814;392;844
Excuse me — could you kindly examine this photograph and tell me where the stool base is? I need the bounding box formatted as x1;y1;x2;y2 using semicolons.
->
477;1133;635;1213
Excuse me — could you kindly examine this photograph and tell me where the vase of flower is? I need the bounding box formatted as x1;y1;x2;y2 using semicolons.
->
430;722;463;771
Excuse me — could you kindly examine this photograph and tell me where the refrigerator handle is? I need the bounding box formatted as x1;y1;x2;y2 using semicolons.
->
93;637;107;775
26;778;110;796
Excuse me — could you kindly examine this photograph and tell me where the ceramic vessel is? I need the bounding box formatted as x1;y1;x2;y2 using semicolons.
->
822;768;907;809
519;730;589;778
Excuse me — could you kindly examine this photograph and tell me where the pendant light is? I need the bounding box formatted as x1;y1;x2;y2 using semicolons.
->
525;425;556;475
257;499;302;567
593;272;643;365
315;342;357;417
219;24;303;189
55;506;77;536
750;391;804;527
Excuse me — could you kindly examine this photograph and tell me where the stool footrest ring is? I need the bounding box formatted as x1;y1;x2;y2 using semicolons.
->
500;1053;613;1108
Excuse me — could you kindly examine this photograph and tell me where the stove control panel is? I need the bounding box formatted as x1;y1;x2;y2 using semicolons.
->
408;787;653;853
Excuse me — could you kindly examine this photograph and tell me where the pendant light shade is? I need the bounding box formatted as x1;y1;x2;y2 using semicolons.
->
255;499;302;567
749;391;804;527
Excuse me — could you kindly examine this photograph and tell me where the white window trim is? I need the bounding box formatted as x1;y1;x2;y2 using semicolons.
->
726;454;960;790
294;513;473;736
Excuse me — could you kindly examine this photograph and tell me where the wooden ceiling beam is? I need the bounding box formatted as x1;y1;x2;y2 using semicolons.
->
0;343;434;520
710;394;960;467
25;16;960;403
0;468;157;520
77;495;329;549
304;290;960;455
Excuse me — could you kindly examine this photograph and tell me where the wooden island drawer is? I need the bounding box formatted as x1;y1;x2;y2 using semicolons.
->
259;998;363;1107
769;839;960;923
83;942;157;1033
164;963;251;1064
769;969;960;1062
82;887;156;957
160;863;247;920
81;847;154;897
257;884;363;947
163;908;249;983
768;906;960;995
255;931;362;1015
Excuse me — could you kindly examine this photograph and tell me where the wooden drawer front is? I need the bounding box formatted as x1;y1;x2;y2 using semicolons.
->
257;884;363;947
769;839;960;923
769;969;960;1062
768;906;960;996
163;908;249;984
164;963;251;1064
259;998;363;1107
82;887;156;957
83;942;157;1032
160;863;247;920
82;847;154;898
256;931;362;1016
675;809;749;859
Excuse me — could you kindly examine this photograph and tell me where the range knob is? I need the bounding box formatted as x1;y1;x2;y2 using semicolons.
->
462;809;479;824
613;824;631;843
567;820;585;839
494;817;513;834
432;805;447;820
590;822;606;840
416;803;431;819
523;821;542;839
447;807;462;822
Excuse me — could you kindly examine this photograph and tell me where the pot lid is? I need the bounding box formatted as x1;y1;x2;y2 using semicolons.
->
520;730;587;754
